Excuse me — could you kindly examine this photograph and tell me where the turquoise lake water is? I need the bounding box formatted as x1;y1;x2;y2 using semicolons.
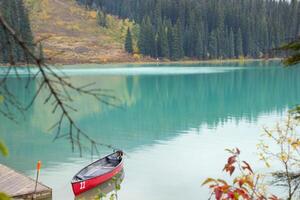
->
0;61;300;199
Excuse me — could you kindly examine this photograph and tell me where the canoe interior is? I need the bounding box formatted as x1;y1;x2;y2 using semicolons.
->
72;151;122;182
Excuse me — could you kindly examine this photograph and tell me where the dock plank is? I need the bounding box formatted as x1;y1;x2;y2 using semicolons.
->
0;164;52;199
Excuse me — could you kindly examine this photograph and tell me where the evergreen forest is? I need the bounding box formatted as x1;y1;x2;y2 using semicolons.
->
0;0;34;64
77;0;300;60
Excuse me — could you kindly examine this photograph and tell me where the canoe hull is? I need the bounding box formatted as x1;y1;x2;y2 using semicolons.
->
72;162;123;196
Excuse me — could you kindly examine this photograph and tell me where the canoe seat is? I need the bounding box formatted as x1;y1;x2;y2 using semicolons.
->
76;174;85;180
77;166;114;180
107;157;120;166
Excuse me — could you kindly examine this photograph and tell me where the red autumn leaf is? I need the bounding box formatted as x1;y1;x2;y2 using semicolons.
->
223;164;228;171
242;161;254;174
214;187;223;200
238;179;244;187
223;163;236;176
227;191;235;199
235;188;250;199
223;164;236;176
227;155;237;165
228;165;235;176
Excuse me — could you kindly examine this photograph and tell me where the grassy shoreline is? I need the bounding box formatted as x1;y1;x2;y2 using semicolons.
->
106;57;282;65
0;58;282;67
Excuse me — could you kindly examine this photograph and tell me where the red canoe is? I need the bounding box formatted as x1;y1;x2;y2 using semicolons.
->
71;151;124;196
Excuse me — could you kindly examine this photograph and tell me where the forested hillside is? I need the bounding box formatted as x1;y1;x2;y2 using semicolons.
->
0;0;298;64
0;0;34;64
77;0;300;60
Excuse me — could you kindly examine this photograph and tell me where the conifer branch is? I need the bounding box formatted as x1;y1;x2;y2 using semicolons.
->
0;12;122;156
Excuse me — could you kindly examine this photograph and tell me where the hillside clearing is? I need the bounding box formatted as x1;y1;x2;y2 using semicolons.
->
25;0;150;64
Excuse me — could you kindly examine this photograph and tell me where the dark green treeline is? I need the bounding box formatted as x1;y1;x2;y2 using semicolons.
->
125;28;133;53
0;0;34;64
77;0;299;60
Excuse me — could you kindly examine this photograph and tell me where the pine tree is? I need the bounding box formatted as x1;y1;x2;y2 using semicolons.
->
157;25;169;58
138;19;147;55
125;28;133;53
216;6;225;58
183;28;191;57
38;42;44;62
195;32;203;59
148;25;156;57
170;20;184;60
0;24;9;63
0;0;35;64
229;29;235;58
138;16;155;57
0;24;5;62
166;20;173;59
290;0;299;38
16;0;34;61
236;29;243;58
208;31;218;58
97;10;107;28
154;0;162;28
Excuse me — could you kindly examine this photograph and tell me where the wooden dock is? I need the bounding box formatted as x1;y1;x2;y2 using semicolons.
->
0;164;52;199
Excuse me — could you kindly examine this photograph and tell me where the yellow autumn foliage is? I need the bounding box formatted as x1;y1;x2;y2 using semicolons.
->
90;11;97;19
133;54;142;60
279;152;288;162
291;139;300;149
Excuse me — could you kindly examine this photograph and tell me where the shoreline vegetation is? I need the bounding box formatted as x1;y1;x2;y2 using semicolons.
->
0;58;283;67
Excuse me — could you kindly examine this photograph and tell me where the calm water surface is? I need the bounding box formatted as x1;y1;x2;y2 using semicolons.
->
0;61;300;199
